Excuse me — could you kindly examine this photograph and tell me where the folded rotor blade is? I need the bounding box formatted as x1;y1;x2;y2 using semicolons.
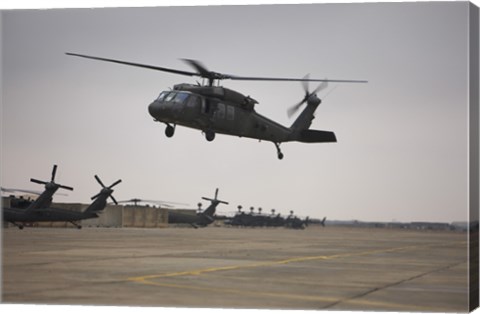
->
91;192;101;200
109;195;118;205
66;53;198;77
202;197;229;205
94;175;106;188
51;164;57;182
108;179;122;189
58;184;74;191
30;178;48;185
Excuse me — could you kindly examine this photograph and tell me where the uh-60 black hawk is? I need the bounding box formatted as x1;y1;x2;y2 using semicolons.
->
4;170;121;229
66;53;366;159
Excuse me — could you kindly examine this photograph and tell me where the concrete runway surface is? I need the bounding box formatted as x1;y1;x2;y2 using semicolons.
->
1;226;469;311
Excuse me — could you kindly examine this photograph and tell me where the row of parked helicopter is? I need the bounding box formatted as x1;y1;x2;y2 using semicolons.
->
2;165;323;230
222;206;325;230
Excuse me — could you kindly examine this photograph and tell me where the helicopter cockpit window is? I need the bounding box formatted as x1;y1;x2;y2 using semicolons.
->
173;92;190;104
164;92;176;102
157;91;169;101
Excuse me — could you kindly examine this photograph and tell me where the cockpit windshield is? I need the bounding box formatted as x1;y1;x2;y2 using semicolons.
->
157;91;190;104
173;92;189;103
157;91;169;101
164;92;176;102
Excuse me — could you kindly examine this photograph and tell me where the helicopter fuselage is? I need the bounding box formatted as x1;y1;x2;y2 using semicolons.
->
148;84;293;143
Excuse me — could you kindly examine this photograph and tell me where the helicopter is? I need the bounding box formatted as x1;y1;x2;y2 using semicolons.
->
2;164;74;212
224;207;318;229
168;188;228;228
3;175;121;229
114;198;188;208
66;53;367;159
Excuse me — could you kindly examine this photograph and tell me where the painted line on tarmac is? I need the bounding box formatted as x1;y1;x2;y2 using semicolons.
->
128;243;456;282
134;279;340;304
127;241;466;307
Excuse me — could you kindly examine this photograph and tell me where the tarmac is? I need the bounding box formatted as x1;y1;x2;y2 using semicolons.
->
1;226;470;311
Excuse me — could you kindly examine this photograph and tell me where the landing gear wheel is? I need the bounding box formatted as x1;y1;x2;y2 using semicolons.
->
205;130;215;142
165;125;175;138
274;142;284;160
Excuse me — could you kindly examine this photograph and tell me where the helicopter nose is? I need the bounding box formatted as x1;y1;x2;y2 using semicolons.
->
148;101;162;118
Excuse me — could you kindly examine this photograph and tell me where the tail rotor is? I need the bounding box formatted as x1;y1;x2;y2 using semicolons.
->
287;74;329;118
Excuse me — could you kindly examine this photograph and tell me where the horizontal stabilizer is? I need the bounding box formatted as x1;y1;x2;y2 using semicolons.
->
298;130;337;143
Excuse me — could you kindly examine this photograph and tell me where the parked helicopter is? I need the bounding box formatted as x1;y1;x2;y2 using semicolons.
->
66;53;367;159
115;198;188;208
1;165;72;221
168;188;228;228
1;165;73;213
224;207;324;230
3;175;121;229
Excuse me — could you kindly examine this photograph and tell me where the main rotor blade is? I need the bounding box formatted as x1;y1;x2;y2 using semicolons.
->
1;187;69;196
227;75;368;84
181;59;210;77
66;53;368;84
1;187;42;195
116;199;188;206
66;53;198;77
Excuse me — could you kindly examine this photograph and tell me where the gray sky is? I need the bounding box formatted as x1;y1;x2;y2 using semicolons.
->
1;2;474;222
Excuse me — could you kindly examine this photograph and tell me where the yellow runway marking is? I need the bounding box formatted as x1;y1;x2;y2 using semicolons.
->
128;244;420;282
136;280;340;303
127;241;466;310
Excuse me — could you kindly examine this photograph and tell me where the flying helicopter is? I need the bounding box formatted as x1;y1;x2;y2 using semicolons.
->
66;53;367;159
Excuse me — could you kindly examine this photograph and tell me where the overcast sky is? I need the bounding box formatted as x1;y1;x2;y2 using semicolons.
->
1;1;475;222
